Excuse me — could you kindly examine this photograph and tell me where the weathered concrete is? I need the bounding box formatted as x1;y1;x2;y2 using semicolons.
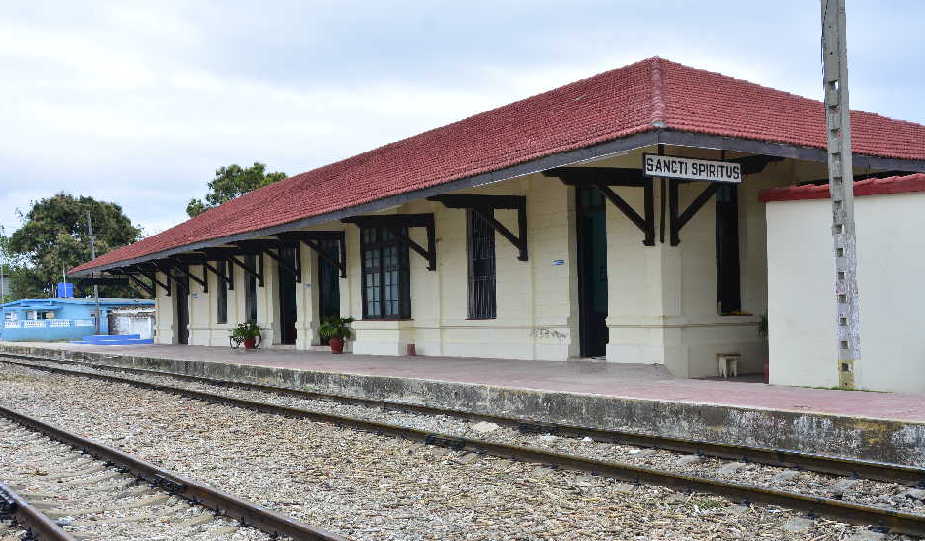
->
3;342;925;467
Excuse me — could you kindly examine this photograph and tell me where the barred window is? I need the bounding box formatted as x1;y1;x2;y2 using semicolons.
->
245;254;258;322
216;260;228;324
361;226;410;319
467;210;496;319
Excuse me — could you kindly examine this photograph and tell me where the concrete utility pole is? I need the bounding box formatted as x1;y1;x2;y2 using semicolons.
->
87;211;101;334
0;225;6;304
821;0;860;389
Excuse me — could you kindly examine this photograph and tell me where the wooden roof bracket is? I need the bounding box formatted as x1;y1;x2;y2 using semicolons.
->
543;168;654;246
228;253;264;287
261;244;301;283
341;214;436;271
427;194;528;261
668;180;719;246
166;259;208;292
276;231;347;278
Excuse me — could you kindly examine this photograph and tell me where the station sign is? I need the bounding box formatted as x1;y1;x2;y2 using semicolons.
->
643;154;742;183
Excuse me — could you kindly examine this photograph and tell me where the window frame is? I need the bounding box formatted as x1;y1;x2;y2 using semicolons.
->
360;225;411;320
216;259;228;324
715;183;742;315
245;254;258;323
467;209;497;320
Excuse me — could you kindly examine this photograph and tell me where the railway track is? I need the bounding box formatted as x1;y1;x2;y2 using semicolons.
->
0;402;346;541
3;354;925;537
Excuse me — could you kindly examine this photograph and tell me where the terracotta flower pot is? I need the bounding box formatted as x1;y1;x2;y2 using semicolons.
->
329;337;344;354
243;337;258;350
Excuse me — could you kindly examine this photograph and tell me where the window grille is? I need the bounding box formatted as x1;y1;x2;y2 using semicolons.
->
245;254;258;322
216;260;228;324
360;226;410;319
467;210;497;319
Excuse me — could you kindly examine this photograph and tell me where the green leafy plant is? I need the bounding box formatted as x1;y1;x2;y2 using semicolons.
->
230;321;262;347
318;317;354;341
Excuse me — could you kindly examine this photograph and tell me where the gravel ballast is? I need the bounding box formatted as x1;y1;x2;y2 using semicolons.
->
0;415;273;540
0;362;911;540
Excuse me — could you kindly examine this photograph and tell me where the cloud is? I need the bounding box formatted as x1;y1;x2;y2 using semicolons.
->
1;0;922;240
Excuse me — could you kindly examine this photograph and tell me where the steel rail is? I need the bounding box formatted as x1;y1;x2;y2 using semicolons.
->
5;352;923;486
0;482;77;541
0;403;348;541
3;356;925;536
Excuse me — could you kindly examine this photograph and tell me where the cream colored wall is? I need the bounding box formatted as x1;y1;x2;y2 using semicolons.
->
161;147;843;380
767;191;925;393
350;174;576;359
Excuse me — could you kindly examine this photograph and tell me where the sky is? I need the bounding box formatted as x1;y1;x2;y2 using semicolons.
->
1;1;923;238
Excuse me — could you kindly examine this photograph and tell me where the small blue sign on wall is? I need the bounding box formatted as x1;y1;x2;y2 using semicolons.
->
552;259;565;266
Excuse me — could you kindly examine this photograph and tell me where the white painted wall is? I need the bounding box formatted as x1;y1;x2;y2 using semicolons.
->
766;192;925;393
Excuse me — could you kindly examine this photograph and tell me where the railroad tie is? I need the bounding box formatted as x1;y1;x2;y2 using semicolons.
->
43;464;107;480
68;502;188;526
43;494;172;518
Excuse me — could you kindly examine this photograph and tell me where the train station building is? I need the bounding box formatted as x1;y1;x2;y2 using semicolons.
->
69;57;925;391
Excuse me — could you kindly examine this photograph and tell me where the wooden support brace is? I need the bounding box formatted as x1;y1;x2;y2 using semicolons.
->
428;194;528;261
263;247;301;283
302;238;346;278
341;214;436;271
144;267;171;296
471;207;528;261
126;274;155;297
593;184;655;246
393;229;436;270
202;260;232;288
170;262;208;292
669;180;719;246
229;255;264;287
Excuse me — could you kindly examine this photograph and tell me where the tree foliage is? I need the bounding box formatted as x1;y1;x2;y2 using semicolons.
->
6;193;142;298
186;162;287;217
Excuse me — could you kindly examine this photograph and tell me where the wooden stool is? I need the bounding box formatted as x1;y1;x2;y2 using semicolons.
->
717;353;741;378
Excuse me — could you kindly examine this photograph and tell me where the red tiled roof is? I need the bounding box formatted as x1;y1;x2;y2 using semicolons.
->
759;173;925;202
71;57;925;273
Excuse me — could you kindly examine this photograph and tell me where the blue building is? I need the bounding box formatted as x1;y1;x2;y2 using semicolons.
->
0;298;155;342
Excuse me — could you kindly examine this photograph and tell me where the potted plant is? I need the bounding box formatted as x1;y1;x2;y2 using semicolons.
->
318;317;354;354
231;321;262;350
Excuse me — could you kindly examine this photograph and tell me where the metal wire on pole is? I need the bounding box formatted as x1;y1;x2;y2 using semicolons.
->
821;0;860;388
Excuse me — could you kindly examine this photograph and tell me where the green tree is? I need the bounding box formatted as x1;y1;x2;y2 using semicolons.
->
186;162;287;217
7;194;142;298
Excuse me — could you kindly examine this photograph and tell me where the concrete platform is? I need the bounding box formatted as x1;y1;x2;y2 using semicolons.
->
3;341;925;466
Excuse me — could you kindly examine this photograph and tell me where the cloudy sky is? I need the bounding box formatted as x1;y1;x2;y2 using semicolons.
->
2;1;923;238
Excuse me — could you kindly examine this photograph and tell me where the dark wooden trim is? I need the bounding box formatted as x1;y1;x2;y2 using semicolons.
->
277;231;347;278
168;260;208;291
342;214;436;271
126;274;155;297
546;168;654;246
669;181;720;246
201;260;232;288
429;195;528;261
262;246;301;283
229;254;263;287
71;128;925;276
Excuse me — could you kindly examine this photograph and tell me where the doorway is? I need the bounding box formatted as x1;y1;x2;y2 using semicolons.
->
278;246;298;345
174;270;189;345
317;239;341;344
576;186;608;357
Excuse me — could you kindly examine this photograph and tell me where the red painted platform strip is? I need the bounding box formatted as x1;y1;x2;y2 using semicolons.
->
11;342;925;424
